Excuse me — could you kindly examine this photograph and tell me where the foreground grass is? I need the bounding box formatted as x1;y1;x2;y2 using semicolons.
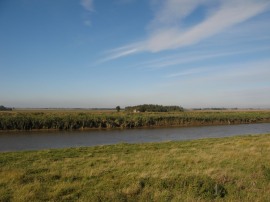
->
1;110;270;130
1;134;270;201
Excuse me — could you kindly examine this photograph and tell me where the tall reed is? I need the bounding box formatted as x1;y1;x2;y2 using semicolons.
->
0;111;270;130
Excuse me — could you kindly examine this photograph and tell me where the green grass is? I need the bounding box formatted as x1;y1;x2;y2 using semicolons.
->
1;110;270;130
1;134;270;201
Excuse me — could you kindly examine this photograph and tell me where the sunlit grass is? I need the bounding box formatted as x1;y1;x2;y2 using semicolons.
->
1;134;270;201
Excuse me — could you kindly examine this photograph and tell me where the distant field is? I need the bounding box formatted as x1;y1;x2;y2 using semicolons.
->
0;110;270;131
1;134;270;201
11;108;116;113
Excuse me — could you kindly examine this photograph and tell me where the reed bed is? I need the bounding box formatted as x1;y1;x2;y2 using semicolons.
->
0;110;270;131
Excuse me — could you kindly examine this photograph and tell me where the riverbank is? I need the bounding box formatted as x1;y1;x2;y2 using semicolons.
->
1;134;270;201
1;110;270;131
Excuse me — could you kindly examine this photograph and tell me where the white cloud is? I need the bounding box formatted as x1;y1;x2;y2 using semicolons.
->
81;0;94;12
166;67;212;78
103;0;270;61
158;59;270;108
80;0;94;27
145;0;270;52
96;45;140;64
166;59;270;84
149;0;210;29
138;46;270;69
84;20;91;26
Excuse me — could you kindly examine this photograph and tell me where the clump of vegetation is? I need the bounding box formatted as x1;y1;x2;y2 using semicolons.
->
262;165;270;181
116;106;121;112
0;105;12;111
0;134;270;201
125;104;184;112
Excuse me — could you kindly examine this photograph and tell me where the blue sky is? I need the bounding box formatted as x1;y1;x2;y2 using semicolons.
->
1;0;270;108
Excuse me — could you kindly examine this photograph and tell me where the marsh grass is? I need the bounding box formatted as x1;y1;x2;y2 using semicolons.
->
0;134;270;201
1;110;270;131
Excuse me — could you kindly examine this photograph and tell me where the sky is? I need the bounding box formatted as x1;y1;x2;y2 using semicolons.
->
0;0;270;108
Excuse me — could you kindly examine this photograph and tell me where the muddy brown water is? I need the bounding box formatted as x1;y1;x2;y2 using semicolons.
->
0;123;270;152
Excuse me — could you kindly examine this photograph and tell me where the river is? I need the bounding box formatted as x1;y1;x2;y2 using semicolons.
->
0;123;270;152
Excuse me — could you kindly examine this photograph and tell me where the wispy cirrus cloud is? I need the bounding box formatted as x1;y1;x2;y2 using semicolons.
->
145;0;269;52
80;0;94;26
81;0;94;12
94;45;140;64
102;0;270;61
166;59;270;83
166;67;212;78
136;46;270;70
149;0;211;29
100;47;139;63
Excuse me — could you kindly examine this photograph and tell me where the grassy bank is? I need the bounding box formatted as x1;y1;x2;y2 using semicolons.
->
0;134;270;201
1;110;270;131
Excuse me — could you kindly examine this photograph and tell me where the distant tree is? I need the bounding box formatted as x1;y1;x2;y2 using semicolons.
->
125;104;184;112
116;106;121;112
0;105;12;111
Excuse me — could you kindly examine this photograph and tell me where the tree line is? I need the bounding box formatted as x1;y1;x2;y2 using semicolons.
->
0;105;12;111
125;104;184;112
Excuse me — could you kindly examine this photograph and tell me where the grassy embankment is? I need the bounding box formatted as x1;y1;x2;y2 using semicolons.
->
1;110;270;131
0;134;270;201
